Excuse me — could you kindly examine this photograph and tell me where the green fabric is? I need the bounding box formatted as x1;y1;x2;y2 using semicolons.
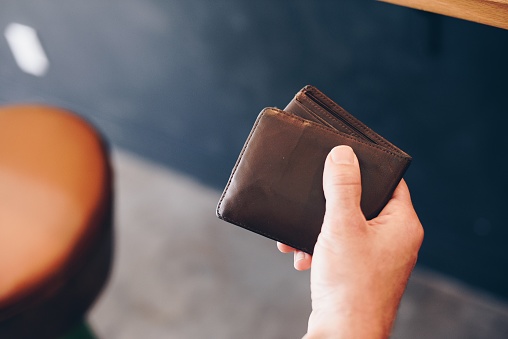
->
59;322;96;339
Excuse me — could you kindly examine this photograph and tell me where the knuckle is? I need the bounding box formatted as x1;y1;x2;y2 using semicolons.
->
329;167;361;186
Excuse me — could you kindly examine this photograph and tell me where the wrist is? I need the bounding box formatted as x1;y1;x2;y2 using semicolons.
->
305;311;391;339
305;290;398;339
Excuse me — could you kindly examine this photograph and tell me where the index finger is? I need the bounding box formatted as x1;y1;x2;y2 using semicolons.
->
390;179;414;207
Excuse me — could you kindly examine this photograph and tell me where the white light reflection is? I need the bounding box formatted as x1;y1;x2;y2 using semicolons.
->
4;23;50;77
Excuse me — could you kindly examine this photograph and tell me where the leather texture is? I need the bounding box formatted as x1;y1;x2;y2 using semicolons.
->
217;86;411;254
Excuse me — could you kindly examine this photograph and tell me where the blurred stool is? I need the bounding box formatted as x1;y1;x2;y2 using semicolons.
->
0;105;113;339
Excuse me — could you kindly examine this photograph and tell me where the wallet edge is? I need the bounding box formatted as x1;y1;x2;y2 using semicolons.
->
216;109;266;220
300;85;412;157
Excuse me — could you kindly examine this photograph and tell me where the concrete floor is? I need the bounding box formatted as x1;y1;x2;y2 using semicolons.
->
88;149;508;339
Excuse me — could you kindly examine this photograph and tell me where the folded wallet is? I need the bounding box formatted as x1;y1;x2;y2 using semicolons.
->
216;85;411;254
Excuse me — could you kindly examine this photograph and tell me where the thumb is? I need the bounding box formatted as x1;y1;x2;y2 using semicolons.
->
322;146;363;231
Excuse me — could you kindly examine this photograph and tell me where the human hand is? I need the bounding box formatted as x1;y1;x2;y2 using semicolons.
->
277;145;423;338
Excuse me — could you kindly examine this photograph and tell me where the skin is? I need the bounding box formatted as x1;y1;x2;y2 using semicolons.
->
277;145;424;339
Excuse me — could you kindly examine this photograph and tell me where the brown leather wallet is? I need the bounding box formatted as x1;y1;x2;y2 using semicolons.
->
217;85;411;254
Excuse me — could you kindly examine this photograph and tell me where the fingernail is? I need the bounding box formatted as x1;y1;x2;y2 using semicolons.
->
295;251;306;262
331;145;354;164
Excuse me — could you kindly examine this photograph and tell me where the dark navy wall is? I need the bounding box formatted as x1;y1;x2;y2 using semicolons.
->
1;1;507;298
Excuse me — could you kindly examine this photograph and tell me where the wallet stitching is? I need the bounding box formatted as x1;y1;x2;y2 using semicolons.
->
273;108;411;160
293;98;335;129
297;95;363;139
294;97;360;137
304;88;386;143
304;87;398;151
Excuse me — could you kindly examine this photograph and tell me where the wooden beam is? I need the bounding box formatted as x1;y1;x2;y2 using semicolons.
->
379;0;508;30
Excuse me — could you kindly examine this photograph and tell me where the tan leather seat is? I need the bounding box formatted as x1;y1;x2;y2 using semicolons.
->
0;105;113;338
